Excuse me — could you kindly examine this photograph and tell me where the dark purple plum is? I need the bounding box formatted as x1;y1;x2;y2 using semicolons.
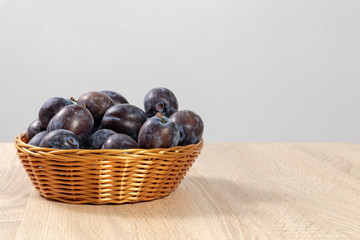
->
101;133;139;149
39;129;79;149
86;129;116;149
138;113;180;149
76;91;115;124
144;87;178;118
170;110;204;146
27;131;47;146
38;97;73;128
101;104;147;141
102;90;129;104
26;119;46;141
47;104;94;145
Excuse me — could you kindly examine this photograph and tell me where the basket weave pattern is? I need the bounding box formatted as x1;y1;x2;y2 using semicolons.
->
15;133;203;204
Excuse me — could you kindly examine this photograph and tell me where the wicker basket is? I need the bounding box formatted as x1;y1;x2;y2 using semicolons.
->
14;133;203;204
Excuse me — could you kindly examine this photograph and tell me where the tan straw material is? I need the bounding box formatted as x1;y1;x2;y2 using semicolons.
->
14;133;203;204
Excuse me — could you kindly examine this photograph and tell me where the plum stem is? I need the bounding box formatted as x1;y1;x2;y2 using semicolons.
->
156;112;166;123
70;97;77;103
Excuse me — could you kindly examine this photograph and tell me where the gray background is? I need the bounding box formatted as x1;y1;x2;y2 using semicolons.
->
1;0;359;143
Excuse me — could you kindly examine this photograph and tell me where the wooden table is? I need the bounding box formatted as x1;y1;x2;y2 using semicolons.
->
1;143;360;239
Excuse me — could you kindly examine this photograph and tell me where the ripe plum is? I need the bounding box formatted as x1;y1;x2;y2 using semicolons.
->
138;112;179;149
77;91;114;124
144;87;178;118
27;119;46;141
101;104;147;141
47;104;94;145
39;129;80;149
169;110;203;145
101;133;139;149
28;130;47;146
102;90;128;104
39;97;73;128
86;129;116;149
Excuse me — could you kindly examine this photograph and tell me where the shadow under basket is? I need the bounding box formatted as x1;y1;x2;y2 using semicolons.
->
14;133;203;204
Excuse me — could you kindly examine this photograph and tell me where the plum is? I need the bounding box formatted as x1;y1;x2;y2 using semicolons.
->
39;129;80;149
101;133;139;149
76;91;115;124
102;90;129;104
27;130;47;146
101;104;147;141
169;110;204;145
38;97;73;128
138;112;180;149
86;129;116;149
144;87;178;118
26;119;46;141
47;104;94;145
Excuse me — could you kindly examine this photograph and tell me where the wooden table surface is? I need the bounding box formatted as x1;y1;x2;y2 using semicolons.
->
1;142;360;240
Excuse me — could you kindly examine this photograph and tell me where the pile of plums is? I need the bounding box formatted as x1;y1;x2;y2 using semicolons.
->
25;87;204;150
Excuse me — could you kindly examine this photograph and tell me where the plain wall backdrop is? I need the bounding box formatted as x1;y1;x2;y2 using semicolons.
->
0;0;359;143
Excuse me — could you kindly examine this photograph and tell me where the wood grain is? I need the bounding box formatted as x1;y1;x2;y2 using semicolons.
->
1;143;360;239
0;143;32;240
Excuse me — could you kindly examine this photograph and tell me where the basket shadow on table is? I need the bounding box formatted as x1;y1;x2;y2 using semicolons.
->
60;174;284;219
